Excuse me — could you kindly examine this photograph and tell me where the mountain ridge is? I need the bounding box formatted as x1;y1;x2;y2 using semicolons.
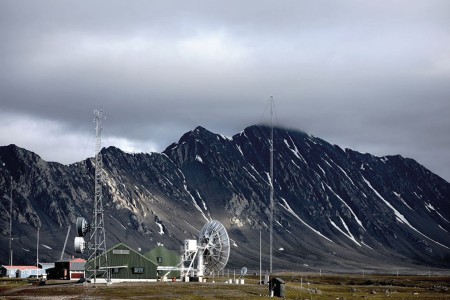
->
0;125;449;272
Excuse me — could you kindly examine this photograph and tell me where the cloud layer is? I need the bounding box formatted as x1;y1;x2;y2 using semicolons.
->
1;1;450;180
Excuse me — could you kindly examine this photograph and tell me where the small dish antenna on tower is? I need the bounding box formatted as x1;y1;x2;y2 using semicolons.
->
74;217;89;253
76;217;90;237
74;237;86;253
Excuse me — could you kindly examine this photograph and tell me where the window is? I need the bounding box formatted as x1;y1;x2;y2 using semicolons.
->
113;249;130;255
157;257;163;263
112;268;120;274
132;267;144;274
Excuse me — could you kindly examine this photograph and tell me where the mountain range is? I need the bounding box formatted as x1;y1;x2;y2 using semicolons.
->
1;125;449;273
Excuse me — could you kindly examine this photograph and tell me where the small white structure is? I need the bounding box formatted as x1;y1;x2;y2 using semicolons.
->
181;220;230;280
156;220;230;281
0;265;46;278
184;239;197;252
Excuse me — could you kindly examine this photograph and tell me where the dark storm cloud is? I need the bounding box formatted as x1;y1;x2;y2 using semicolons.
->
1;1;450;180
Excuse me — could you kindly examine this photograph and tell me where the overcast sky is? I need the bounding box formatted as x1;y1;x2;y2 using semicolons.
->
1;1;449;181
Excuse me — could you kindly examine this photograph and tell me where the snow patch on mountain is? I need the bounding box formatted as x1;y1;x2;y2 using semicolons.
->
425;203;435;212
363;176;450;250
110;214;127;230
324;182;365;230
156;221;164;235
243;166;258;182
278;197;333;243
236;145;244;156
317;164;326;176
284;136;307;164
329;218;361;247
183;181;209;222
393;192;412;210
436;211;450;223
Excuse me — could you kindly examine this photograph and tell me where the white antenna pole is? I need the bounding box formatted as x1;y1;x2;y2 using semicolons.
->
60;225;71;260
259;229;262;285
9;176;13;266
269;96;274;274
36;227;39;270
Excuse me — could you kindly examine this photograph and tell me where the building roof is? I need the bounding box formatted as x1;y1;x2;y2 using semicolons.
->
39;262;55;269
89;242;157;267
1;265;40;271
56;257;86;263
144;245;180;266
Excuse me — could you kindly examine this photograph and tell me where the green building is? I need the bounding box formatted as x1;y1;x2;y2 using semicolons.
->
144;245;181;279
86;243;158;282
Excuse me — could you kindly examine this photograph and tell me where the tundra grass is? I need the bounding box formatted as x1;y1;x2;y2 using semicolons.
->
1;274;449;299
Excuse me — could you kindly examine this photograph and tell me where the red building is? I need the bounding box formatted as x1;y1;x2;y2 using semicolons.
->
49;257;86;280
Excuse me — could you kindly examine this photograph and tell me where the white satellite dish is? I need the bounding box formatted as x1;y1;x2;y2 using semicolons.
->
76;217;90;237
240;267;248;277
74;236;86;253
197;220;230;275
74;216;89;253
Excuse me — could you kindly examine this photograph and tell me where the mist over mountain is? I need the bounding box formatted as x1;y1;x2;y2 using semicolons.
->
1;125;449;272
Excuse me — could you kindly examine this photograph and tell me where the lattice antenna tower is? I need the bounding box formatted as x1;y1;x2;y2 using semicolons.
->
86;109;110;284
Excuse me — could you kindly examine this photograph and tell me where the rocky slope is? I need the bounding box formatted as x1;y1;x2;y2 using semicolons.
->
1;125;449;272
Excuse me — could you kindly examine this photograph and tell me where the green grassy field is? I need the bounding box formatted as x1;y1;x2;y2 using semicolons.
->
1;274;449;299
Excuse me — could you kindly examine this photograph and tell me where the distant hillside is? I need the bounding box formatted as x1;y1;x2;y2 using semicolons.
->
1;125;449;272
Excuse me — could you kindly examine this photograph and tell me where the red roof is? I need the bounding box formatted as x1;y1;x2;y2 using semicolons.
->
2;266;40;271
70;258;86;263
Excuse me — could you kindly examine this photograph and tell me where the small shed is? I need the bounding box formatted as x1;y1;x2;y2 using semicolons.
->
0;265;16;278
51;258;86;280
144;245;181;278
269;277;286;298
0;266;46;278
39;262;55;271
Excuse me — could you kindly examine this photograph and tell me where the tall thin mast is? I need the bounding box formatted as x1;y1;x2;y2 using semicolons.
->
269;96;274;274
9;176;13;266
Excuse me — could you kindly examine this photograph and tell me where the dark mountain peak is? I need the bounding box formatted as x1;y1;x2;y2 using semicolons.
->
163;126;234;165
1;125;450;270
102;145;125;157
0;144;39;159
164;126;215;151
238;124;316;143
186;126;220;141
193;125;210;134
1;143;21;152
0;144;48;179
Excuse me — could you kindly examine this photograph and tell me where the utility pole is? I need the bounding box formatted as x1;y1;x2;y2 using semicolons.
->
36;227;40;269
259;229;262;285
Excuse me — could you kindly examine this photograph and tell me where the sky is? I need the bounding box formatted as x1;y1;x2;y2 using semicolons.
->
1;1;450;181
